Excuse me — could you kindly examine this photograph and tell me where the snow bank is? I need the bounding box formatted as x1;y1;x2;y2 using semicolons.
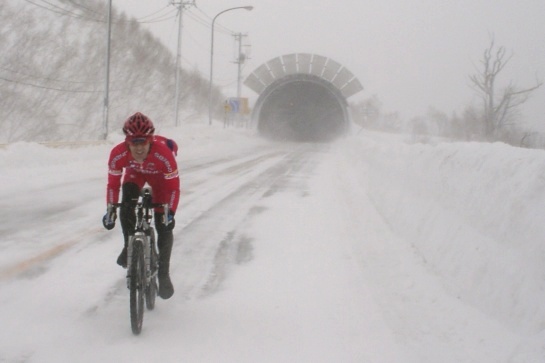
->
343;132;545;335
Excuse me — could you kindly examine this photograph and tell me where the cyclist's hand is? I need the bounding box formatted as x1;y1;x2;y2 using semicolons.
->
164;210;175;230
102;207;117;230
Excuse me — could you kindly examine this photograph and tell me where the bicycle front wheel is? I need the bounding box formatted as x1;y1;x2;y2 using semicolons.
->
146;229;158;310
130;240;145;335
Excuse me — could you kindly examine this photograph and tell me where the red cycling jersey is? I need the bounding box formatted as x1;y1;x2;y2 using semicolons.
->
106;137;180;213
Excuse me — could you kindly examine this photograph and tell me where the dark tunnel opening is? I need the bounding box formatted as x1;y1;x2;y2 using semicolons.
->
255;76;348;142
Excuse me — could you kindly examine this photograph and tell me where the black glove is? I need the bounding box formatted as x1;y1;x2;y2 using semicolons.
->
157;210;175;232
102;207;117;230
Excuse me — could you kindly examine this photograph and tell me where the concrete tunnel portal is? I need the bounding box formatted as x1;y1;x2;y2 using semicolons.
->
244;53;363;142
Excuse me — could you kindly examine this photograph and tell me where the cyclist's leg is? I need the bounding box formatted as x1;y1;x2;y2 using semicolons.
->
154;210;174;299
118;175;144;267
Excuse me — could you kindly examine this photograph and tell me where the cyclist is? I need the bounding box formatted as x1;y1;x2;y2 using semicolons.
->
102;112;180;299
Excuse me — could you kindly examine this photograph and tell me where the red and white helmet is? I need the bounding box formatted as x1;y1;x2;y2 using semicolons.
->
122;112;155;138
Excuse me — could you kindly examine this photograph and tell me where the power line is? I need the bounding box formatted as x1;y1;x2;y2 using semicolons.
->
190;6;235;35
186;7;212;28
0;76;99;93
0;65;99;85
39;0;83;15
23;0;178;24
137;10;178;23
135;5;176;22
23;0;77;16
64;0;101;15
0;67;139;94
23;0;104;22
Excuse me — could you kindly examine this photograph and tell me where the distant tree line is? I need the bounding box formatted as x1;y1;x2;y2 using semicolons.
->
0;0;222;142
351;37;543;148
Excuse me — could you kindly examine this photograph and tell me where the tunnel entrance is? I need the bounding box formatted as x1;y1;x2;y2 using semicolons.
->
256;75;346;142
244;53;363;143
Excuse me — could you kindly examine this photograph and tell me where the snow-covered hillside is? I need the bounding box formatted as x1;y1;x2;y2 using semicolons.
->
1;123;545;362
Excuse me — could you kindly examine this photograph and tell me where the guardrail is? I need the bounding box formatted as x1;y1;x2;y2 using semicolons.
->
0;140;111;149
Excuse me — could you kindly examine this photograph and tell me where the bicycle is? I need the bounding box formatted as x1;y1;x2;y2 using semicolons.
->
108;187;170;335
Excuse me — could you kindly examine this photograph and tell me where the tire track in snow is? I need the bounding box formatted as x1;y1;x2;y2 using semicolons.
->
172;144;324;299
0;227;103;280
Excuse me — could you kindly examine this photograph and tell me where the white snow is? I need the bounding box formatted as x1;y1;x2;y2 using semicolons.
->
1;122;545;362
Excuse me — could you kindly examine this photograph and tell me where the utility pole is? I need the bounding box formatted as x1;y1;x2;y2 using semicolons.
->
171;0;195;127
102;0;112;140
232;33;250;99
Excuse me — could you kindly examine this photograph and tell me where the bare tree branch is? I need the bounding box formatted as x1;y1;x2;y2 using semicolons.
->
469;36;543;139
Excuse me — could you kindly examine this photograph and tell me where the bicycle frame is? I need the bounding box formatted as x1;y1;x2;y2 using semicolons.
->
126;232;153;289
126;190;158;290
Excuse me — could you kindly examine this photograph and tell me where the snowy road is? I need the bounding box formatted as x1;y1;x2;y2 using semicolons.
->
1;124;545;362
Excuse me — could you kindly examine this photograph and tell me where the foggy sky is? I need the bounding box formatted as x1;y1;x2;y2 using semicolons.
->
113;0;545;129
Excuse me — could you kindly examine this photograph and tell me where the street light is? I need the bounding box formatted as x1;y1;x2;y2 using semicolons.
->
208;6;253;125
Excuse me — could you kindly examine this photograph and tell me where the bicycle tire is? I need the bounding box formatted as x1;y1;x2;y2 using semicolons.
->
146;229;158;310
130;240;145;335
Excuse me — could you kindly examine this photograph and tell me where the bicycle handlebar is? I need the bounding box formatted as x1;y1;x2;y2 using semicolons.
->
107;201;171;226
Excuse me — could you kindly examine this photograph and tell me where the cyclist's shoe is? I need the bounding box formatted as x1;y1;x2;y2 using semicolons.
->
158;274;174;299
117;247;128;268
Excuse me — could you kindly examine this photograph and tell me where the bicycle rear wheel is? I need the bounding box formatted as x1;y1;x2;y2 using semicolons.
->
130;240;145;335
